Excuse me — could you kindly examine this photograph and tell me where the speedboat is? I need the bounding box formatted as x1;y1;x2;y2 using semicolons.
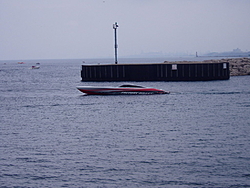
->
76;84;169;95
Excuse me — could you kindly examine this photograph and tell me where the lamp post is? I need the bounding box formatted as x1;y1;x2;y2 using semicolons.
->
113;22;118;64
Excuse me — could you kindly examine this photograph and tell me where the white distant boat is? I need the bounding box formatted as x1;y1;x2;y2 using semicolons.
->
30;66;40;69
77;84;169;95
30;63;40;69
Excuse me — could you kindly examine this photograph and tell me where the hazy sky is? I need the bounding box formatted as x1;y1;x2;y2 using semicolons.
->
1;0;250;60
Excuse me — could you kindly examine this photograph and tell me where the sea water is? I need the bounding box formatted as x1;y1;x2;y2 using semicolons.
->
0;58;250;187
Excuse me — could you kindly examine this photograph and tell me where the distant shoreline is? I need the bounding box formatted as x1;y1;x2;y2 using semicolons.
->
198;55;250;58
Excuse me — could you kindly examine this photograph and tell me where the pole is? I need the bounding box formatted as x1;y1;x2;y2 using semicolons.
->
113;22;118;64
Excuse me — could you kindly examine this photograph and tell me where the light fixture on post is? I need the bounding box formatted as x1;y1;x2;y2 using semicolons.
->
113;22;118;64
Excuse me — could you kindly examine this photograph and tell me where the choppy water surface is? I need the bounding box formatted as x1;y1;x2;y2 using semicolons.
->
0;58;250;187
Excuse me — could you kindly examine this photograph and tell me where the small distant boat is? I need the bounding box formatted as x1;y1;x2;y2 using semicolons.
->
18;62;25;64
76;84;169;95
31;66;40;69
30;63;40;69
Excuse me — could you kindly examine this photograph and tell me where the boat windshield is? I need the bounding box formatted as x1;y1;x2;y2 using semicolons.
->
119;84;144;88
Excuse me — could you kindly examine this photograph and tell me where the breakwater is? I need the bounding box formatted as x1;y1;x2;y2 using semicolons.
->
164;57;250;76
228;57;250;76
81;60;230;81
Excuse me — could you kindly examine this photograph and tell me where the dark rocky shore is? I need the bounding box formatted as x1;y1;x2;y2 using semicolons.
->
164;57;250;76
